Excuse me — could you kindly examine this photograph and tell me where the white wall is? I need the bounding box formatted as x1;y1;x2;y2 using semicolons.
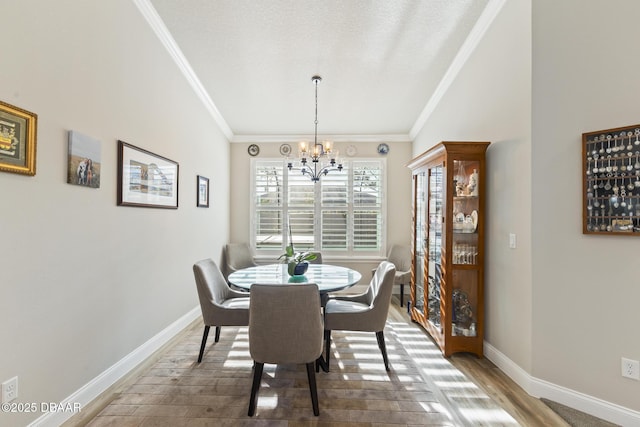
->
413;0;533;371
229;140;413;283
414;0;640;420
532;0;640;412
0;1;229;425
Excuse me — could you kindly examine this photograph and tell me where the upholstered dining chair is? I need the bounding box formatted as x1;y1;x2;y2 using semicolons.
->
324;261;396;371
373;244;411;307
248;284;323;417
193;258;250;363
221;243;258;281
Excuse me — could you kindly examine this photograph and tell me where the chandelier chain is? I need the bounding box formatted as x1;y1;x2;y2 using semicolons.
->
287;75;343;182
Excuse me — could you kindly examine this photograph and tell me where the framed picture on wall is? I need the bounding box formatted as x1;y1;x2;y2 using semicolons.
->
117;140;179;208
197;175;209;207
67;130;101;188
0;100;37;176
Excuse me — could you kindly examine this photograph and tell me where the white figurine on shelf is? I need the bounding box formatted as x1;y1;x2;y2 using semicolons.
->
467;169;479;196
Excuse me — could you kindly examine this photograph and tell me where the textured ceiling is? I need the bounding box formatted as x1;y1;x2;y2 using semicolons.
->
147;0;491;140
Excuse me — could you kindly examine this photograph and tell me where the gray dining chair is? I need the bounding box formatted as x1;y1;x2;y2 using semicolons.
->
374;244;411;307
193;258;250;363
324;261;396;371
221;243;258;281
248;283;323;417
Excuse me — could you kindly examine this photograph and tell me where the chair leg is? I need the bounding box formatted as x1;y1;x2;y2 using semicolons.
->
376;331;390;371
324;330;332;371
306;362;320;416
248;362;264;416
214;326;221;342
197;326;210;363
399;283;404;307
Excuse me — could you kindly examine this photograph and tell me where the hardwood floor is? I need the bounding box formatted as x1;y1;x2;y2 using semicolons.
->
64;296;568;426
385;300;568;427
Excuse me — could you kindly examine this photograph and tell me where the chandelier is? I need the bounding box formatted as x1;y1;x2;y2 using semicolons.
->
287;75;343;182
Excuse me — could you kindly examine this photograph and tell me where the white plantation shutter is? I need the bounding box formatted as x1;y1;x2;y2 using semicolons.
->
353;162;382;251
288;173;315;207
252;158;385;257
254;161;284;249
287;171;315;250
321;166;349;249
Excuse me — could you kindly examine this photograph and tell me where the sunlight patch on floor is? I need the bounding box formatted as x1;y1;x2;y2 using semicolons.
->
459;407;519;424
231;341;248;349
420;401;450;413
447;392;493;399
410;357;455;364
360;373;394;381
256;395;278;409
422;368;469;377
352;352;386;361
433;380;480;389
223;359;251;368
386;321;519;426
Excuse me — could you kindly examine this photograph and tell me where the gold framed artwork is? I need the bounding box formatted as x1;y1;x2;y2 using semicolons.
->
0;100;37;176
117;140;179;209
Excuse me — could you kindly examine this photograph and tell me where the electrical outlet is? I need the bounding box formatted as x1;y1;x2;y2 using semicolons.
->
621;358;640;380
1;376;18;403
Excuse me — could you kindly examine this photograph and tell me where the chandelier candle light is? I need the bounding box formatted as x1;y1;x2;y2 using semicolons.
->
287;75;343;182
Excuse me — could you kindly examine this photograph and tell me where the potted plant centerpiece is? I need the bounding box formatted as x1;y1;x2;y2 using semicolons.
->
279;245;317;276
279;226;317;276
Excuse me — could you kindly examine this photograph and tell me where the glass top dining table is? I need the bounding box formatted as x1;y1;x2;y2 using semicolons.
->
227;263;362;294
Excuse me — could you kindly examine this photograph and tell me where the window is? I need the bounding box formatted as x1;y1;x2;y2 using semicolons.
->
251;158;386;258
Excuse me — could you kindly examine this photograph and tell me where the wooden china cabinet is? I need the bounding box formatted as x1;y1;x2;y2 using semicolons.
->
408;141;489;357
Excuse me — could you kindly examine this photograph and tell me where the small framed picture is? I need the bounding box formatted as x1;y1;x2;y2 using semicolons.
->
377;143;390;155
0;100;37;176
197;175;209;208
248;144;260;156
67;130;101;188
117;140;179;209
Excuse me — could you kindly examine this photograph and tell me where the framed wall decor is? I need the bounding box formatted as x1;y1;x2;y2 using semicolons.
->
248;144;260;156
583;124;640;234
117;140;179;209
0;100;37;176
279;143;291;156
67;130;101;188
377;143;390;155
197;175;209;207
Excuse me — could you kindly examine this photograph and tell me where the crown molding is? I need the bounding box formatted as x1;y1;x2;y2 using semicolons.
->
133;0;234;140
231;134;412;144
409;0;507;140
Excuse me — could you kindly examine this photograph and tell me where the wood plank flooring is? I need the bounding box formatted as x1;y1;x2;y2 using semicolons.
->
64;296;568;426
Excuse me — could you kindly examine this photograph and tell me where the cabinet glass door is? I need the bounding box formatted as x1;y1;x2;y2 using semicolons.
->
452;160;480;265
427;165;444;328
451;159;480;337
413;172;426;313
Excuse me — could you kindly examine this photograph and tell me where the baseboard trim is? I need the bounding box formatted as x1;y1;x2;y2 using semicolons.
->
484;341;640;426
29;307;201;427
